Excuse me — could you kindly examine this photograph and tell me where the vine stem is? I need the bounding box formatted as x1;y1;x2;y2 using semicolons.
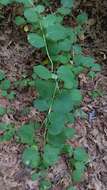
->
42;81;58;147
28;0;57;145
39;21;54;72
28;0;54;72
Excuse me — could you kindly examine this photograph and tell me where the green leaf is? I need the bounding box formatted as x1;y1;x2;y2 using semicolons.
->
42;14;62;28
33;99;50;111
72;168;84;182
47;132;66;148
33;65;51;80
58;39;72;52
62;144;73;157
61;0;74;8
47;112;66;135
72;44;82;54
0;123;15;142
74;161;85;172
0;129;15;142
52;90;73;113
15;16;26;26
0;0;12;5
65;113;75;124
77;12;88;25
22;146;40;169
70;89;82;105
35;79;56;99
64;127;76;139
66;28;77;43
16;0;32;6
57;65;75;89
0;106;6;116
17;123;35;145
8;91;16;100
0;70;5;81
0;79;11;90
34;5;45;13
24;8;38;23
31;172;40;181
74;25;83;36
72;66;84;75
46;24;68;41
0;122;9;131
91;63;101;72
74;55;95;68
74;147;88;162
53;54;71;64
43;144;60;166
57;7;71;15
1;90;8;97
88;71;96;78
40;179;52;190
28;33;45;48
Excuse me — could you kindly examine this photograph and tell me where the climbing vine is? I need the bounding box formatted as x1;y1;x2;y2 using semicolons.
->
0;0;101;189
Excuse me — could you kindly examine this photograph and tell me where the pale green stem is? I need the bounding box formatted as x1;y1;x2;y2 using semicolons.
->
39;21;54;72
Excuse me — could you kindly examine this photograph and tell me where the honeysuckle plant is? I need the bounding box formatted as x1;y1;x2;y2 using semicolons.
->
0;0;101;188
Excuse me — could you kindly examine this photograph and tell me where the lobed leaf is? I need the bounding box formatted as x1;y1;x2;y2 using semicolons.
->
28;33;45;48
64;127;76;139
74;147;88;162
47;112;66;135
46;24;68;41
47;132;66;148
41;14;62;28
33;65;51;80
57;65;76;89
57;7;71;15
24;8;38;23
22;146;40;168
17;123;35;145
43;144;60;166
33;99;50;111
35;79;56;99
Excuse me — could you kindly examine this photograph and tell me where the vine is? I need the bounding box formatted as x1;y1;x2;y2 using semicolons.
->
0;0;101;189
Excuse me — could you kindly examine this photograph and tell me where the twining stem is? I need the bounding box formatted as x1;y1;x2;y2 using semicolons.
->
28;0;56;144
39;21;54;72
41;80;58;147
28;0;54;72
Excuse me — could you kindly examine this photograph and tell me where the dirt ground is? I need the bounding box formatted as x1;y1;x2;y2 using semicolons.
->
0;0;107;189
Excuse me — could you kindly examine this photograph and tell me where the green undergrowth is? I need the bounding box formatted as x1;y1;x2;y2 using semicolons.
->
0;0;101;189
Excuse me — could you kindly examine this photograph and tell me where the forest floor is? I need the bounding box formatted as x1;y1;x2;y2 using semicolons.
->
0;0;107;190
